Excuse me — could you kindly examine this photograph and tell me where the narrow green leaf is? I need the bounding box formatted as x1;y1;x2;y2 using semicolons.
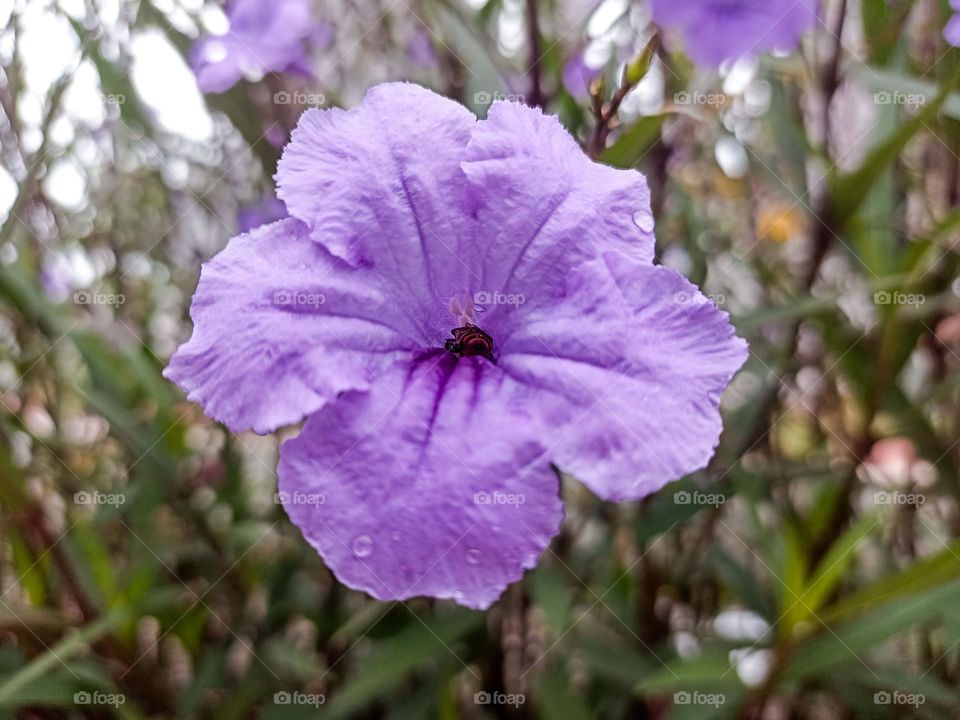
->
784;579;960;680
311;609;482;720
538;666;593;720
820;542;960;625
800;514;876;619
0;606;132;706
830;71;960;225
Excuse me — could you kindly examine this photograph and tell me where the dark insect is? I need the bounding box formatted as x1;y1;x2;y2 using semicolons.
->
444;325;495;363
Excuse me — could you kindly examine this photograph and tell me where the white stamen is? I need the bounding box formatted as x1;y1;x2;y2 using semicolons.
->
448;294;475;326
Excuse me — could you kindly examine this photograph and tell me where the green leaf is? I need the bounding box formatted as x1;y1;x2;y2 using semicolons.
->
0;606;132;706
779;521;808;637
783;579;960;680
829;71;960;226
710;549;776;620
822;663;959;717
538;666;593;720
9;532;47;606
573;636;659;688
599;115;665;170
306;609;483;720
633;477;728;546
530;564;571;635
796;515;877;625
634;652;737;694
849;63;960;119
819;541;960;625
431;0;511;117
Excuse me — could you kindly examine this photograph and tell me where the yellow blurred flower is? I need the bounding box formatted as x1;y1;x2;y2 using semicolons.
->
756;201;805;243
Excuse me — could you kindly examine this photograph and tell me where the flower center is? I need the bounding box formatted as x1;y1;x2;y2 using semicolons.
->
444;294;495;362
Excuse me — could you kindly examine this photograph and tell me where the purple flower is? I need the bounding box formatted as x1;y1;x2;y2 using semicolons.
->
408;28;439;69
39;253;73;301
562;50;600;101
190;0;315;94
946;0;960;46
165;83;747;609
650;0;818;67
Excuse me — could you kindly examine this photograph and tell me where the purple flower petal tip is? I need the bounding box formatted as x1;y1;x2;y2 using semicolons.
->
946;13;960;47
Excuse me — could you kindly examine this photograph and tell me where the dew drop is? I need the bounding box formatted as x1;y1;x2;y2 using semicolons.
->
466;548;481;565
352;534;374;558
632;210;655;233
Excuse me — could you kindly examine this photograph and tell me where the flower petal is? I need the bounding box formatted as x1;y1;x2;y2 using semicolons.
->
190;37;248;94
190;0;314;93
460;100;655;328
499;257;748;501
651;0;817;67
164;218;420;434
947;13;960;47
276;82;478;333
277;352;563;610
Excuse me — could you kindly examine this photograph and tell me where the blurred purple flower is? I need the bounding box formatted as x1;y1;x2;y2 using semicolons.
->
190;0;316;93
237;194;287;233
562;50;600;101
650;0;818;67
39;253;73;301
408;28;439;69
946;0;960;46
165;83;747;609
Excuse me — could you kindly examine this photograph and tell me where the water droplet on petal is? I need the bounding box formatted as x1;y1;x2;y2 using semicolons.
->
466;548;481;565
352;534;374;558
391;531;401;542
632;210;655;233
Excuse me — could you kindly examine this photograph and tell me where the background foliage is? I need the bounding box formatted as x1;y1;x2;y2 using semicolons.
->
2;0;960;717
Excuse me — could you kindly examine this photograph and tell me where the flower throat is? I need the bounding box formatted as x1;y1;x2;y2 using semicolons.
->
445;296;495;363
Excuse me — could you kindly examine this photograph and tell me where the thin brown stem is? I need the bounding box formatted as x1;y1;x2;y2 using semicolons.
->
525;0;545;108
